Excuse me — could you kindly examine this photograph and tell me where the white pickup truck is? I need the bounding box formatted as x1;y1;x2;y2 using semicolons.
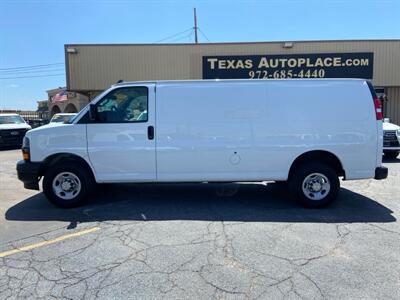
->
382;118;400;159
16;79;387;208
0;113;31;148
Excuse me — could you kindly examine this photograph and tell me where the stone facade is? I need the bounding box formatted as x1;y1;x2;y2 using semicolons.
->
47;87;89;116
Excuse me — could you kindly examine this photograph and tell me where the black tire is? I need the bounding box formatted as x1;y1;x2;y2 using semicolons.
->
384;151;399;159
288;162;340;208
273;181;288;189
43;161;94;208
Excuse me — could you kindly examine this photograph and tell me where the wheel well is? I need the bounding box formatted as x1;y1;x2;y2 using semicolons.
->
289;150;345;179
40;153;95;179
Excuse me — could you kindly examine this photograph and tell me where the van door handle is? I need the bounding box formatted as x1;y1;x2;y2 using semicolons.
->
147;126;154;140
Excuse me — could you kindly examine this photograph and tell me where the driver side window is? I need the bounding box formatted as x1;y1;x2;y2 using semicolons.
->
96;87;148;123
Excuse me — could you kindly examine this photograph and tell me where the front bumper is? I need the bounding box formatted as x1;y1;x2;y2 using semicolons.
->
0;129;28;147
16;160;41;190
0;136;24;148
374;166;388;180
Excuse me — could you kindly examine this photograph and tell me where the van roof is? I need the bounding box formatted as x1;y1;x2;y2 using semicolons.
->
113;78;367;87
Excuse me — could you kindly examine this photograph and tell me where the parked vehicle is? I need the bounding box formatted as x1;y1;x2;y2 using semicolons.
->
50;113;77;124
16;79;387;208
27;119;48;128
382;118;400;159
0;113;31;148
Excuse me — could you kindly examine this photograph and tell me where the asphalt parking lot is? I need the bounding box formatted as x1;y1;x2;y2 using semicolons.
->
0;149;399;299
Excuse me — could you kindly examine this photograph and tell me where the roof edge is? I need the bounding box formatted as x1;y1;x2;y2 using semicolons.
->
65;39;400;47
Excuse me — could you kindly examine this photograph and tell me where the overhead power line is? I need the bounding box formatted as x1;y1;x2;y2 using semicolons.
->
152;9;211;44
0;73;65;80
168;30;194;43
0;68;65;75
153;28;193;43
187;30;194;42
0;62;64;71
198;28;211;42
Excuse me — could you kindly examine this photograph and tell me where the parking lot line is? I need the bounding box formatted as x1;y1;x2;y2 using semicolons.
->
0;227;100;258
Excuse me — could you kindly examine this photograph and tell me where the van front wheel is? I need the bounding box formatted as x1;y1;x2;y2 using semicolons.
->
43;162;94;208
288;162;339;208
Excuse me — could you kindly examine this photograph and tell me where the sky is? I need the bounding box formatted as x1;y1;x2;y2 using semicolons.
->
1;0;400;110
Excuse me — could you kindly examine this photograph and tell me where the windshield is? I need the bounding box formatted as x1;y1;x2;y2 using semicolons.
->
0;115;25;124
51;114;76;123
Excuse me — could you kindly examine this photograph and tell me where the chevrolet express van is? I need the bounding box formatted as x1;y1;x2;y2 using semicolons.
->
17;79;388;208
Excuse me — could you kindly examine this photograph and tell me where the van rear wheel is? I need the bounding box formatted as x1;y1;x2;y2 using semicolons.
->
288;162;339;208
43;162;94;208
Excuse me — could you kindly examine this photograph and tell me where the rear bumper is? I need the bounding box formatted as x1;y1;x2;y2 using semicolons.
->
374;166;388;180
383;148;400;152
16;160;41;190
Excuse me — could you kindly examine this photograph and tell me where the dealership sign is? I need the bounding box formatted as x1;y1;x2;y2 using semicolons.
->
203;52;373;80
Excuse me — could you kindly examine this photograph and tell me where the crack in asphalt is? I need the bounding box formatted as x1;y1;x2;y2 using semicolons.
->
1;213;400;299
0;217;337;299
1;157;400;299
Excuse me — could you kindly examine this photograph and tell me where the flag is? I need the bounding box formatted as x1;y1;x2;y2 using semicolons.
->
52;89;68;102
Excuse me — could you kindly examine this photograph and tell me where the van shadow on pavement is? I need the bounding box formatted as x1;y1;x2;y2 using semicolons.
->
6;182;396;227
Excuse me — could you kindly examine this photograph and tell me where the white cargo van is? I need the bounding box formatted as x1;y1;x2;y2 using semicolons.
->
17;79;387;208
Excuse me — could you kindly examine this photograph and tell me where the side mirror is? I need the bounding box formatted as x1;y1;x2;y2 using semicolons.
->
89;104;97;121
383;118;390;123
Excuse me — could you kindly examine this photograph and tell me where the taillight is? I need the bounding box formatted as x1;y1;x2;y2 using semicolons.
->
374;97;382;120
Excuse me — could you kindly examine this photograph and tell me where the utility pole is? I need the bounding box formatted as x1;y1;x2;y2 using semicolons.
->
193;8;198;44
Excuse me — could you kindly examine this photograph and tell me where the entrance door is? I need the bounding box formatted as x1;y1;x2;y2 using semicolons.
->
87;84;156;182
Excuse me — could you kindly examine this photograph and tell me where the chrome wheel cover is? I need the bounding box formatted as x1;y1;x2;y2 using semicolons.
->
302;173;331;201
52;172;81;200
